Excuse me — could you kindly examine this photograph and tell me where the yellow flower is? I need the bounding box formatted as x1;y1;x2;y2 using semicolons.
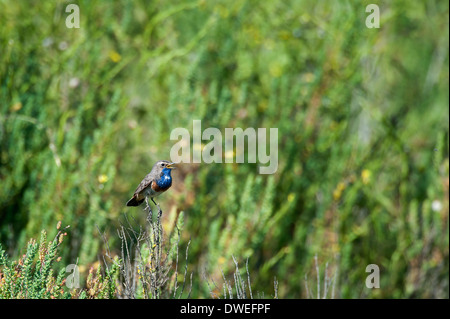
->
98;174;109;184
333;182;346;201
287;193;295;203
109;51;122;63
193;142;203;151
361;169;371;185
10;102;22;112
224;149;235;160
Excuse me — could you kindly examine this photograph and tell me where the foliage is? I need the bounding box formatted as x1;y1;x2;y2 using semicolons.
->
0;0;449;298
106;207;193;299
0;223;119;298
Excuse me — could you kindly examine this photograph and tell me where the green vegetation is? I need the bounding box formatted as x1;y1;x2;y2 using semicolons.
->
0;0;448;298
0;223;119;298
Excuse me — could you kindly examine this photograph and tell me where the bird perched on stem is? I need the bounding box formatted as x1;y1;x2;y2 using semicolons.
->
126;160;176;209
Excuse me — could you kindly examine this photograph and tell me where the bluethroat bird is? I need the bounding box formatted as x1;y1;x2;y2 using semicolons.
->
126;160;176;208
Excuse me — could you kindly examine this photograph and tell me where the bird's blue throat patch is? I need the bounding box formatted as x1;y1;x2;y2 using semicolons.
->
156;168;172;189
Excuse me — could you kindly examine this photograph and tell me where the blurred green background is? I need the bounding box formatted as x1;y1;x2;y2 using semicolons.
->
0;0;448;298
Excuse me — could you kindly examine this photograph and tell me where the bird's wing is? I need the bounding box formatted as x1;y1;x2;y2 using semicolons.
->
134;174;153;196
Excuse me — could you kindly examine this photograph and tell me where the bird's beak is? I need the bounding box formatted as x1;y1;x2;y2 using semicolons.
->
166;162;177;169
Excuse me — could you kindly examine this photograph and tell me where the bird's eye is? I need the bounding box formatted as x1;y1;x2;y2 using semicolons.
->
161;163;165;167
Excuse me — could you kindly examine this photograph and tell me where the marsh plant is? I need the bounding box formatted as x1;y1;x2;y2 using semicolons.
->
98;206;193;299
1;0;448;298
0;222;118;299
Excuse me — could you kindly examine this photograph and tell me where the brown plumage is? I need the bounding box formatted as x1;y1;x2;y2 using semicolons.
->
126;160;176;207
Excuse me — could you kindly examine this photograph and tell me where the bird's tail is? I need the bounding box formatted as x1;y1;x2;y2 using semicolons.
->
126;196;144;207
